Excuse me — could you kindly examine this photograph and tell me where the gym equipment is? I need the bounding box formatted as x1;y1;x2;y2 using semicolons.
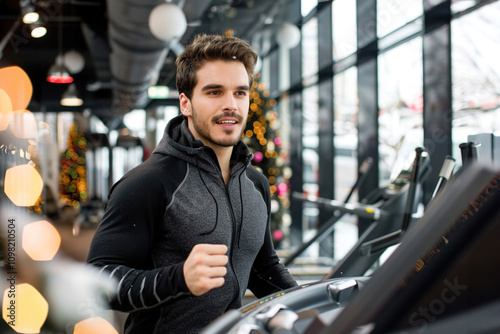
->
466;133;500;167
200;147;433;334
283;157;374;267
430;155;455;201
459;141;478;167
202;162;500;334
289;147;431;275
319;163;500;334
326;147;430;278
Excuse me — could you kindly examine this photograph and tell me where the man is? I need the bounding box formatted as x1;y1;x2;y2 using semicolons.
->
86;34;297;333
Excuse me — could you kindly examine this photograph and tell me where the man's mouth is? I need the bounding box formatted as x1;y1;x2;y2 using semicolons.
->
216;120;238;124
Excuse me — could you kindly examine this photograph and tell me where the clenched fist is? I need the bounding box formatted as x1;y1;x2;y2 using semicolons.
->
183;244;228;296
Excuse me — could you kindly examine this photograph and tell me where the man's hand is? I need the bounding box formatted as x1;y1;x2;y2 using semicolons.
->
183;244;228;296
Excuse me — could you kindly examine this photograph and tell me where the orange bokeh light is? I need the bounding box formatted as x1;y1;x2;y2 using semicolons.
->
0;88;13;131
9;109;38;139
4;163;43;207
74;317;118;334
2;283;48;333
0;66;33;111
22;220;61;261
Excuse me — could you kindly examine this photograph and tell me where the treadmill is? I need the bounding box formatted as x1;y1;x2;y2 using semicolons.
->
201;148;437;334
208;162;499;334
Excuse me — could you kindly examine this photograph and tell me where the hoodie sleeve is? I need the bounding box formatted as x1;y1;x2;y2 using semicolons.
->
86;157;191;312
248;226;298;298
246;168;298;298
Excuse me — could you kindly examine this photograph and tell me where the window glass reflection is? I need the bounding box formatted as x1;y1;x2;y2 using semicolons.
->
301;0;317;17
377;0;423;38
302;84;319;252
333;67;359;262
451;0;479;14
302;17;318;79
378;37;423;184
334;67;358;201
332;0;357;60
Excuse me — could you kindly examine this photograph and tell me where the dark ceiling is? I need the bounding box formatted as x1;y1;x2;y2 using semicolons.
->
0;0;293;129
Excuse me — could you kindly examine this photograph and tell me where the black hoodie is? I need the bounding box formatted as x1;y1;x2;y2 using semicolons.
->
86;115;297;333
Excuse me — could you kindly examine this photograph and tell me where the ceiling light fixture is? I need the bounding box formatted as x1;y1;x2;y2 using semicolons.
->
276;22;301;49
47;3;73;83
30;23;47;38
23;10;39;24
21;1;39;24
62;50;85;74
60;83;83;106
148;2;187;41
47;59;73;83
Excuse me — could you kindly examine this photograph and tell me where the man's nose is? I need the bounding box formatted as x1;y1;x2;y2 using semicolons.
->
222;93;237;111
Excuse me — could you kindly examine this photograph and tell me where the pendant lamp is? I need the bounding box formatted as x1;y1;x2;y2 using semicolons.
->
47;4;73;83
47;58;73;83
60;83;83;106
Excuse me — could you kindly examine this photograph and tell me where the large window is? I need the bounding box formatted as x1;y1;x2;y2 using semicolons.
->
301;84;320;254
263;0;499;264
333;66;359;261
451;2;500;163
301;15;321;246
334;67;358;201
302;17;318;80
302;85;319;197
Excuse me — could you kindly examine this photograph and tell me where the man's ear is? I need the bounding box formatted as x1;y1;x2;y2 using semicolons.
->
179;93;191;117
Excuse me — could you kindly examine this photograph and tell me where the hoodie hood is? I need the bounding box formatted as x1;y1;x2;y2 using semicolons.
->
153;115;253;176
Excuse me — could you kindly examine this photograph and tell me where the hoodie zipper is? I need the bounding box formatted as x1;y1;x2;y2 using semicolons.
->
214;152;251;309
223;158;250;310
224;180;241;309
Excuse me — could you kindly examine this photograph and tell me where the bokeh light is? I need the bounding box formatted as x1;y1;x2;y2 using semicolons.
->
253;151;263;163
9;109;38;139
0;66;33;111
0;88;13;131
277;182;288;197
273;229;284;242
4;163;44;207
2;283;48;333
22;220;61;261
74;317;118;334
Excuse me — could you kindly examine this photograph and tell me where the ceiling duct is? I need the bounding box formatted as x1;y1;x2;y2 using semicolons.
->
106;0;172;115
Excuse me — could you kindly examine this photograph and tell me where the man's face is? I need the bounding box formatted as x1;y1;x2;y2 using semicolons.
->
180;60;250;149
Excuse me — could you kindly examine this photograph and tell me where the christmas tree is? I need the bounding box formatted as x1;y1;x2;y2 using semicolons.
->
59;122;88;208
243;73;292;247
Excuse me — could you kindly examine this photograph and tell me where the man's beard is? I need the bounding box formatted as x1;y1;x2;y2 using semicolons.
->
191;106;246;148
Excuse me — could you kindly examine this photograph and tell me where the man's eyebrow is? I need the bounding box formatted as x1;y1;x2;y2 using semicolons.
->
238;85;250;91
201;84;223;91
201;84;250;91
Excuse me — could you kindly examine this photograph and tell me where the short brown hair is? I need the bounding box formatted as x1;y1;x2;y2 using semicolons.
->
175;34;258;99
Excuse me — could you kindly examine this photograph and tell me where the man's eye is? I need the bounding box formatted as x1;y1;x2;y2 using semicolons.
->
236;91;247;96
